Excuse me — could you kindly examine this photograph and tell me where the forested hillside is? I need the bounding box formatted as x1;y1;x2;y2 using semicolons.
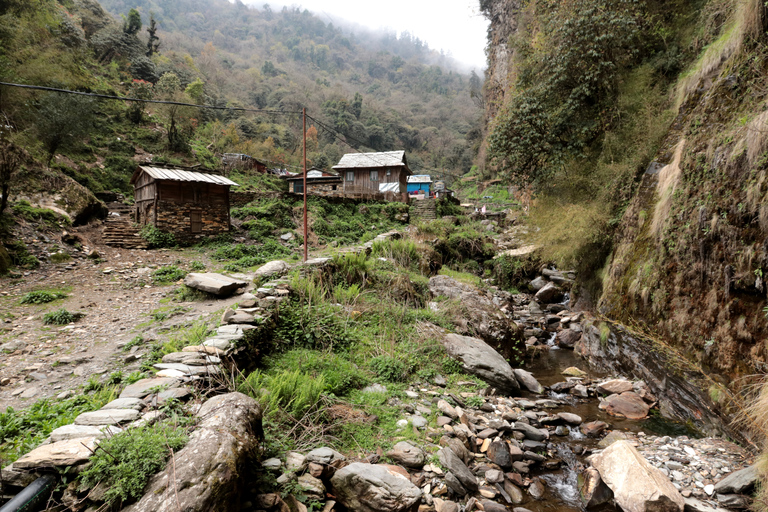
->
0;0;481;210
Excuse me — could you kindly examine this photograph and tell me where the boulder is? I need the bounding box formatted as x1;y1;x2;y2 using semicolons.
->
428;275;523;360
511;422;548;442
534;282;563;303
714;465;758;495
592;440;684;512
597;379;634;395
74;409;140;425
438;447;478;492
556;412;583;425
486;441;513;469
582;421;609;437
529;277;548;292
579;467;614;508
330;463;421;512
387;442;426;469
600;392;650;420
556;329;582;349
513;369;544;394
440;333;521;395
122;393;262;512
255;260;290;277
49;424;120;442
306;447;346;465
183;273;248;297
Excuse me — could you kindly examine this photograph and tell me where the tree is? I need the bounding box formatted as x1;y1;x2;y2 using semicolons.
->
0;116;22;216
156;73;195;152
35;94;95;166
123;8;142;36
146;13;160;57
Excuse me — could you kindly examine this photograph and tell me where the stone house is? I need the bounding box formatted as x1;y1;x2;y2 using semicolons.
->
286;169;343;197
130;166;238;243
332;151;411;202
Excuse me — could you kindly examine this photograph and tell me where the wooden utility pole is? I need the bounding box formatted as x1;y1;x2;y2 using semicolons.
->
303;108;308;262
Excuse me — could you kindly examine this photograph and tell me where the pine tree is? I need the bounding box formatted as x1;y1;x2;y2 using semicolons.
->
146;14;160;57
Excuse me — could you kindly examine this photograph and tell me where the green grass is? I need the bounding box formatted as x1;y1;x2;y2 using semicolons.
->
0;386;118;461
20;290;67;304
151;265;187;284
42;308;83;325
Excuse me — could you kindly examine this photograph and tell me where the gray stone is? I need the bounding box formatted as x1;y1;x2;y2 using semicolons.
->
203;337;237;350
513;369;544;394
255;260;290;277
330;463;421;512
122;393;262;512
512;422;548;442
529;277;548;291
481;501;508;512
528;478;545;499
441;333;521;394
597;379;634;395
438;447;478;492
579;467;614;508
445;471;468;496
120;377;180;399
306;447;346;465
714;465;757;495
438;399;458;418
485;469;505;484
592;440;684;512
0;340;26;353
387;442;425;469
75;409;140;425
557;412;582;425
101;398;144;410
534;282;563;303
298;473;325;499
20;387;38;398
716;494;750;508
285;451;306;473
49;424;121;443
183;273;247;297
2;463;38;487
222;309;260;325
600;392;650;420
683;497;722;512
14;437;98;469
556;329;582;349
153;363;221;376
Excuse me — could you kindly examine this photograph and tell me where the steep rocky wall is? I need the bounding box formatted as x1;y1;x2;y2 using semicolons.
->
480;0;522;121
599;9;768;397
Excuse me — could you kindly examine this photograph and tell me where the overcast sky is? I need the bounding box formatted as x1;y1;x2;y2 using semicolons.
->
242;0;489;70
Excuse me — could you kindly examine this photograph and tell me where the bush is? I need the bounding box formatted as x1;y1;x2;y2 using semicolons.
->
151;265;186;283
371;239;419;269
369;355;407;382
140;225;176;248
20;290;67;304
79;421;189;508
43;308;83;325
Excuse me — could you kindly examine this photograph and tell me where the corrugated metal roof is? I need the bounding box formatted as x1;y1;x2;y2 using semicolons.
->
137;166;239;186
407;175;432;184
333;151;407;170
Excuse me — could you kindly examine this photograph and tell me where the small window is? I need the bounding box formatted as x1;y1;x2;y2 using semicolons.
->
346;171;354;182
386;169;391;176
294;181;304;193
370;170;378;181
332;185;337;191
190;211;202;233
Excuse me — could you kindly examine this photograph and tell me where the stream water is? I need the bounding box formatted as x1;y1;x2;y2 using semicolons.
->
516;343;702;512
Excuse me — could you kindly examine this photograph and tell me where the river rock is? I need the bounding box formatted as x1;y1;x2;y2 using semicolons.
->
440;333;521;395
562;366;587;377
14;437;98;469
600;392;650;420
579;467;614;508
529;277;548;291
528;478;545;499
582;421;609;437
716;494;750;508
183;273;247;297
512;422;548;442
487;441;512;468
428;275;523;360
387;442;426;469
438;399;459;418
714;464;758;494
482;500;509;512
556;329;582;349
597;379;634;395
297;474;325;499
440;436;471;465
557;412;582;425
122;392;262;512
513;369;544;393
534;282;563;303
438;447;478;492
592;440;684;512
330;463;421;512
445;471;469;496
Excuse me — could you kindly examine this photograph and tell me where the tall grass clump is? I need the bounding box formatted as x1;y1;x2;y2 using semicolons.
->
239;368;326;418
371;239;420;269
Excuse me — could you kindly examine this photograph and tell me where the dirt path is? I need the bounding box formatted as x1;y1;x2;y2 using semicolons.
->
0;240;245;413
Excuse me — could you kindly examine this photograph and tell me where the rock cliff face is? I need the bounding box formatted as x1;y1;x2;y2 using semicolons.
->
479;0;521;120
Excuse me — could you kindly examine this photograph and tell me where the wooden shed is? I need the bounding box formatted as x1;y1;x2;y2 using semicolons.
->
332;151;411;202
130;166;239;243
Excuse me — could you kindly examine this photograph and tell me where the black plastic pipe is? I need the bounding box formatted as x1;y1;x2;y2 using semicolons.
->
0;474;56;512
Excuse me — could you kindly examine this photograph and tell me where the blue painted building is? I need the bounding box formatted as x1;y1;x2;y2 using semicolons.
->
407;175;432;194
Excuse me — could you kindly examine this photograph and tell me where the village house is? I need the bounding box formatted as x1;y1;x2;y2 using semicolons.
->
221;153;267;174
286;168;343;197
130;166;238;243
407;175;433;197
332;150;411;202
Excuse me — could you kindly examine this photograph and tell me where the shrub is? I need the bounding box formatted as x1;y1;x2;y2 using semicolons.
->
189;261;206;271
369;355;407;382
371;239;419;269
151;265;186;284
20;290;67;304
239;368;326;417
4;241;39;269
49;252;71;263
79;421;189;508
139;225;176;248
43;308;83;325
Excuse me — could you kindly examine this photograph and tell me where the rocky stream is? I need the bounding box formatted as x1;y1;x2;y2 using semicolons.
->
0;246;759;512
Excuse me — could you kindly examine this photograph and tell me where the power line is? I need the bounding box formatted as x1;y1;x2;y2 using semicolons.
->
0;81;302;116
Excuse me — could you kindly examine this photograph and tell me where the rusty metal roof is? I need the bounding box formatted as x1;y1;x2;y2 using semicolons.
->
133;166;239;186
332;151;408;170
